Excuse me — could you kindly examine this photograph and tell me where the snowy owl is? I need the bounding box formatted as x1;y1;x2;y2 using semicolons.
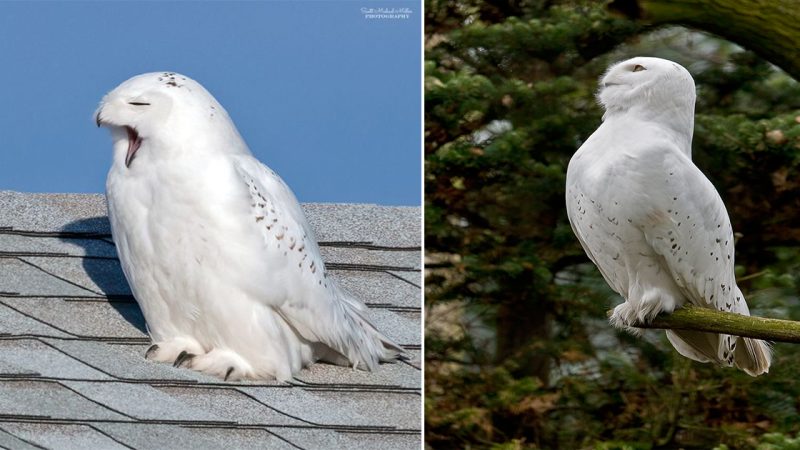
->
565;57;771;376
95;72;402;381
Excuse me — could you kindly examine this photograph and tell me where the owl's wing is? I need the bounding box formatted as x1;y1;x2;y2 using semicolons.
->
232;155;401;369
234;154;323;270
566;209;630;296
565;160;630;297
639;148;770;368
640;149;741;315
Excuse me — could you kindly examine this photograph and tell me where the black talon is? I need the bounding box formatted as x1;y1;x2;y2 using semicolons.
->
224;367;235;381
145;344;159;359
174;350;187;366
173;350;195;368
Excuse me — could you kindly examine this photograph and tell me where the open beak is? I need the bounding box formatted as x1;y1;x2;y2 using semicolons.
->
125;127;142;168
96;107;142;168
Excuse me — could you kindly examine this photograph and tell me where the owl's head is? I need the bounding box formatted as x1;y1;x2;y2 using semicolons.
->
597;57;696;121
95;72;244;168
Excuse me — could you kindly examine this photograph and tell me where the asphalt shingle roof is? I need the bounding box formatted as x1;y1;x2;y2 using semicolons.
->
0;191;421;449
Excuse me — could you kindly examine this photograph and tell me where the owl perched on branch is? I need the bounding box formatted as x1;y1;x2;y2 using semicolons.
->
565;57;770;376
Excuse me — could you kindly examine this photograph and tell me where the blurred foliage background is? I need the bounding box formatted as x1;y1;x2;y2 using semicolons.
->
424;0;800;448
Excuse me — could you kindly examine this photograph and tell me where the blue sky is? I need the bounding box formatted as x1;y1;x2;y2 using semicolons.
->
0;1;420;206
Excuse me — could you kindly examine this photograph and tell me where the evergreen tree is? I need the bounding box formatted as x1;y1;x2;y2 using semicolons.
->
425;1;800;447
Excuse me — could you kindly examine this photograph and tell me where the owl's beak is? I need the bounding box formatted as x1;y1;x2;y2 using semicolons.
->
125;126;142;168
95;108;104;127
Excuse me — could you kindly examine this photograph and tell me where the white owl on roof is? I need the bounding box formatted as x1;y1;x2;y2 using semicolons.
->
96;72;402;381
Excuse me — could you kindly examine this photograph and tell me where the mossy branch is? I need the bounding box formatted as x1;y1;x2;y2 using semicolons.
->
609;0;800;79
608;305;800;343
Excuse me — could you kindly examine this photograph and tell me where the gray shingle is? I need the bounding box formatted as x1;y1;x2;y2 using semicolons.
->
2;297;144;338
0;258;97;298
370;310;421;346
94;423;296;450
0;191;421;449
0;302;72;338
0;233;117;259
0;427;46;450
19;256;131;297
235;385;386;428
338;432;423;450
46;340;213;383
0;423;129;450
0;380;130;420
154;385;308;426
303;204;420;247
61;380;230;422
267;427;352;449
0;192;109;232
319;246;420;271
269;427;422;450
307;390;421;430
0;339;111;380
332;271;421;309
386;270;422;288
294;354;421;389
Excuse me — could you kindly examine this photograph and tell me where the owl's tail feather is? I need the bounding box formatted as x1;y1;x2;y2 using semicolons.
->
279;282;404;371
733;336;771;376
334;290;405;370
666;330;771;376
666;329;717;363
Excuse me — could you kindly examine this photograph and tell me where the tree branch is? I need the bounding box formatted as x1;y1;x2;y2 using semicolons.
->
610;305;800;343
609;0;800;80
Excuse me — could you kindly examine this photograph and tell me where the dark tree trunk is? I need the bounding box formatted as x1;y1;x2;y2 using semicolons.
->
496;299;551;385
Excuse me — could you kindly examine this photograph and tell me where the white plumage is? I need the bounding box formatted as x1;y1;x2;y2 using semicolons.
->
565;57;771;376
96;72;401;381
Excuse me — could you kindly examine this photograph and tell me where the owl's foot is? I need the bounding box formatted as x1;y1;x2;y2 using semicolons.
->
144;337;206;364
610;290;678;335
609;302;643;335
636;288;678;324
181;348;255;381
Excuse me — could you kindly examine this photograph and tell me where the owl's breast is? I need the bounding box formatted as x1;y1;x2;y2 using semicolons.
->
105;152;275;335
567;139;676;298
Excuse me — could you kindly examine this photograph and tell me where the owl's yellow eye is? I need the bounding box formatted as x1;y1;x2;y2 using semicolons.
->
632;64;646;72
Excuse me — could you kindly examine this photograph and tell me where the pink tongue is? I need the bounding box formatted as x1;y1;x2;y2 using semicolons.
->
125;127;142;167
